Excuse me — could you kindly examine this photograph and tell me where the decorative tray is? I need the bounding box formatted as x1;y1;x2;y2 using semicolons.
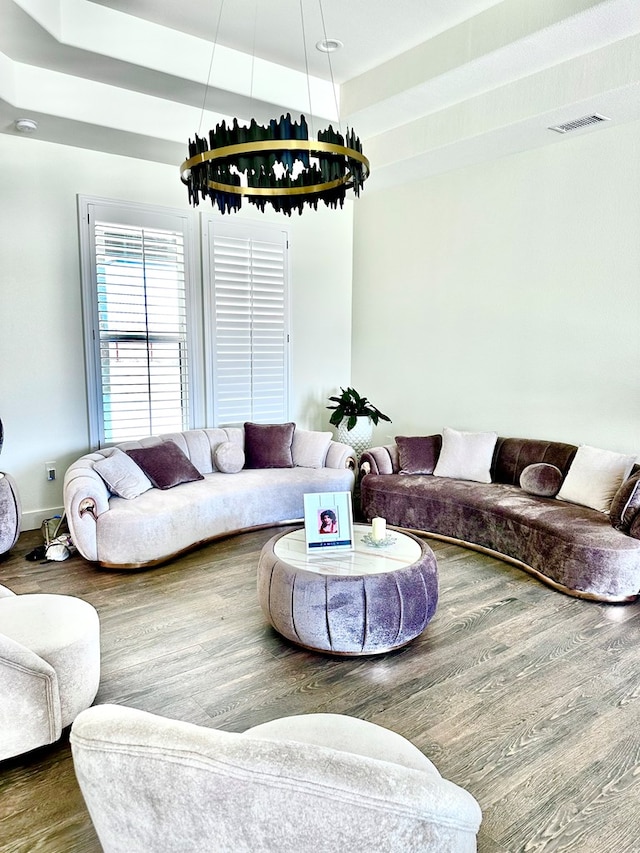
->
360;533;397;548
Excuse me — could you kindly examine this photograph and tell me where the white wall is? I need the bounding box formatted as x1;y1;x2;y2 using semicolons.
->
0;135;353;529
352;119;640;456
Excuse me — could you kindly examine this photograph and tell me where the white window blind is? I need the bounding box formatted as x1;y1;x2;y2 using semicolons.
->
204;220;290;425
80;199;197;446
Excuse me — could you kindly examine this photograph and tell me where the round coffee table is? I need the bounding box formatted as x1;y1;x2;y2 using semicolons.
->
257;524;438;655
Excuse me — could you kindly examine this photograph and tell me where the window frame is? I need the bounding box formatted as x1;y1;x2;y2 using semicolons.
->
78;196;291;448
78;196;203;448
201;214;292;428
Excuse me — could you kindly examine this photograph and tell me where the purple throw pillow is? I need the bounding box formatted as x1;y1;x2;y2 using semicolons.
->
126;441;204;490
609;472;640;533
244;422;295;469
519;463;563;498
396;435;442;475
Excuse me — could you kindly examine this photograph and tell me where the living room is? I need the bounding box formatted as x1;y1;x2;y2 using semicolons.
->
1;1;639;850
1;0;638;530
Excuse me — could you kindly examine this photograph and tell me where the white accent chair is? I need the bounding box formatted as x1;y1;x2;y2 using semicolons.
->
71;704;482;852
0;584;100;761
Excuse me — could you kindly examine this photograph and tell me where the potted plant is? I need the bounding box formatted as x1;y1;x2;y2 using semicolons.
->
327;387;391;455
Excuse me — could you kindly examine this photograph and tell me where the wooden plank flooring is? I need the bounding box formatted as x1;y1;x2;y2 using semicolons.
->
1;527;639;852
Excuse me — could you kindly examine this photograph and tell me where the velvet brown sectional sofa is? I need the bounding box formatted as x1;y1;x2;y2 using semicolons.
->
64;425;356;569
360;432;640;602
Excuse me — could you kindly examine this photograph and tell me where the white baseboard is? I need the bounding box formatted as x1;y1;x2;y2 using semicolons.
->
21;507;65;533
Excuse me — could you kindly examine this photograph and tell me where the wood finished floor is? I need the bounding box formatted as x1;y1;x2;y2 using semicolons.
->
1;526;639;853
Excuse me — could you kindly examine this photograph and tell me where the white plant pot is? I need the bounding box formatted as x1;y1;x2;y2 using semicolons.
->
336;416;373;457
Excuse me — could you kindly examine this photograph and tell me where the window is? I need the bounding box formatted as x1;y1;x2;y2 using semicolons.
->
203;218;290;425
79;198;200;447
79;197;289;448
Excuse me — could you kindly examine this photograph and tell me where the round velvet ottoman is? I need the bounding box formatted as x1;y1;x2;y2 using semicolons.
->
257;524;438;655
0;472;21;557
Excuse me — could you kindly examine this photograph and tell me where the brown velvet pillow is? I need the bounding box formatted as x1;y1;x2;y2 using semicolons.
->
244;422;295;469
609;473;640;532
126;441;204;490
396;435;442;475
519;463;563;498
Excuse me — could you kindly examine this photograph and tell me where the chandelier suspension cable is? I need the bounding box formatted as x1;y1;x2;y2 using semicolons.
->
249;0;258;105
299;0;315;139
198;0;225;137
318;0;342;136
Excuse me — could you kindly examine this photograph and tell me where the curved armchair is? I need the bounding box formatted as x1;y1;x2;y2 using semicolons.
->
71;705;482;852
0;585;100;761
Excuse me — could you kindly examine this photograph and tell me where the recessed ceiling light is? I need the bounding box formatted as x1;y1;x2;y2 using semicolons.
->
14;118;38;133
316;38;343;53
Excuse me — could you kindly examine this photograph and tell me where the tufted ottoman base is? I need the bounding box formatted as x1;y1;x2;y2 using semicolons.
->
0;473;21;557
257;525;438;655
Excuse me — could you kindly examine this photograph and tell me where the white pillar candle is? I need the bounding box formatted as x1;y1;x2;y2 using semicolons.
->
371;517;386;542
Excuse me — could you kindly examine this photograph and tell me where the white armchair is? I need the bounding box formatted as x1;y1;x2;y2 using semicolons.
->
0;585;100;761
71;704;482;852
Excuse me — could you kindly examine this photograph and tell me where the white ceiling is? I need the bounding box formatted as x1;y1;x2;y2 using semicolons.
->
85;0;507;83
2;0;640;193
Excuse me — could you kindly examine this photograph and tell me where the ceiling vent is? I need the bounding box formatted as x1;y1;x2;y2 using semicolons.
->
548;114;610;134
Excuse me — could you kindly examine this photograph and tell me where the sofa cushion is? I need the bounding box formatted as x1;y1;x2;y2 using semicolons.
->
214;441;245;474
396;435;442;475
126;442;204;490
94;448;152;499
433;427;497;484
292;430;332;469
492;438;577;485
519;463;563;498
609;473;640;532
244;422;295;469
557;445;636;514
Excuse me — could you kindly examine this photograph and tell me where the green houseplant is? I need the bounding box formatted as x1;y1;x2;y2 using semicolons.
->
327;387;391;456
327;387;391;431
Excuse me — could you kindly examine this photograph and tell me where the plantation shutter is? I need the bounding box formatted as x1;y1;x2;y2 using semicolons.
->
81;200;196;446
205;220;290;425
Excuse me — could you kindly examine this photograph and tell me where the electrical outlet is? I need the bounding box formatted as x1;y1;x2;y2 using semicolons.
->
46;462;56;481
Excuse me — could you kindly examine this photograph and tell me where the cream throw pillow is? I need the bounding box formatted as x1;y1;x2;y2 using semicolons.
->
214;441;245;474
94;447;152;499
557;444;636;513
291;429;332;468
433;427;498;484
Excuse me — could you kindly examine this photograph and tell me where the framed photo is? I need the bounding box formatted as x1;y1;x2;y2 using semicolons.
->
303;491;354;553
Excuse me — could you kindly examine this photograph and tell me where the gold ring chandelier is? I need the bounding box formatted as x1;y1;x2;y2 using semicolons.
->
180;114;369;216
179;2;370;216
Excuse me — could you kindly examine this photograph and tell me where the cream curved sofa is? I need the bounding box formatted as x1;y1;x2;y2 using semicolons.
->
64;427;356;569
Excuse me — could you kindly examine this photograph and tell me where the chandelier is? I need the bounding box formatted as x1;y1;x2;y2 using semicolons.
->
179;3;370;216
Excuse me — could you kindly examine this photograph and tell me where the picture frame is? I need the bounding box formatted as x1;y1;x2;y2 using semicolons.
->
303;491;354;553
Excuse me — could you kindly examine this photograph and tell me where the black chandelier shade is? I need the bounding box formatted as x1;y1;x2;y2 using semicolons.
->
180;114;370;216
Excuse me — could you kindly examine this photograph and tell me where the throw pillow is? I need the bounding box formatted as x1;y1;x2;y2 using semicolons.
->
556;444;636;514
519;463;563;498
396;434;442;475
433;427;498;484
291;429;332;468
244;422;295;469
126;441;204;490
628;512;640;541
93;447;152;499
214;441;245;474
609;472;640;532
